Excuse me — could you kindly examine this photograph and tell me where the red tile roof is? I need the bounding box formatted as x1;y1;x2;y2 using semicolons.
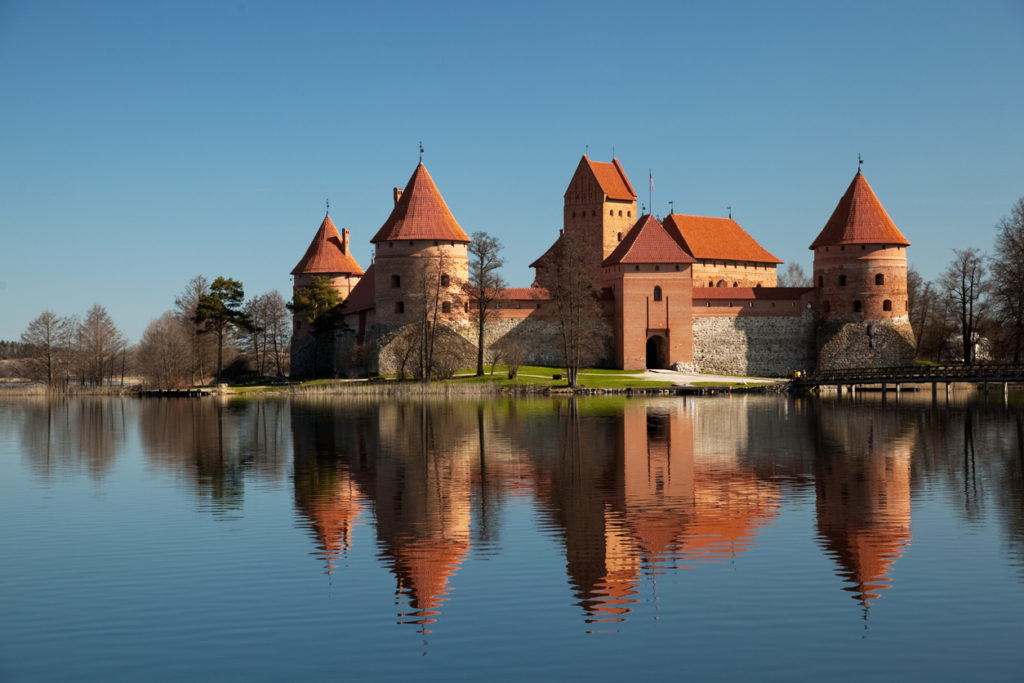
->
810;172;909;249
602;214;697;266
291;214;365;275
341;263;375;312
499;287;550;300
663;214;782;264
692;286;810;300
371;163;470;244
586;156;636;201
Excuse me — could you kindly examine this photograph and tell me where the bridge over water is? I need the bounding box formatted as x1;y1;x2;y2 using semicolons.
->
794;364;1024;401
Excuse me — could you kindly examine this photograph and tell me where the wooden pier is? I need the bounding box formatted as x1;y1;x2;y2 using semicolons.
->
794;364;1024;402
138;388;214;398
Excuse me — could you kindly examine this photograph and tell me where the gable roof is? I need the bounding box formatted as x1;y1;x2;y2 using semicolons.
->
810;172;910;249
291;214;365;275
602;214;696;266
371;163;470;244
341;263;376;313
663;214;782;264
566;155;636;201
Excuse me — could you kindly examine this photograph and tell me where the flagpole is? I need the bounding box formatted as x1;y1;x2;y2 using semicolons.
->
648;169;653;216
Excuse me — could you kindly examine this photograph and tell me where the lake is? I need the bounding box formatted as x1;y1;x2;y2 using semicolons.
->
1;392;1022;681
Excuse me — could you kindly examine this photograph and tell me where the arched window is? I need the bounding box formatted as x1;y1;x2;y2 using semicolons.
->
709;281;714;287
883;299;892;311
853;300;862;313
875;273;885;285
618;210;622;217
716;279;726;287
839;275;848;286
440;274;450;287
627;211;631;217
732;282;738;287
653;285;662;301
609;209;614;216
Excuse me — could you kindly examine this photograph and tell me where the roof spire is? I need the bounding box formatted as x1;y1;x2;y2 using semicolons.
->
858;153;863;174
727;205;732;219
668;200;674;214
419;140;424;164
585;144;589;157
326;198;330;216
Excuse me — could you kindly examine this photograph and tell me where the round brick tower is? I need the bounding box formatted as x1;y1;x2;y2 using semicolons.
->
811;171;916;368
811;171;910;321
370;162;470;330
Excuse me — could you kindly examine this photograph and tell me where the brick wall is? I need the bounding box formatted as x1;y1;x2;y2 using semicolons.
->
692;261;778;288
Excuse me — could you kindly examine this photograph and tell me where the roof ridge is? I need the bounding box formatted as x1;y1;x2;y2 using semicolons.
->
602;214;696;266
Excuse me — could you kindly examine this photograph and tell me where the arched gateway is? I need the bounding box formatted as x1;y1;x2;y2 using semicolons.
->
646;335;667;369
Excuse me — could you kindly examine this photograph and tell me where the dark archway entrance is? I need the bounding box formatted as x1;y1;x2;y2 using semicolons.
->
646;335;667;369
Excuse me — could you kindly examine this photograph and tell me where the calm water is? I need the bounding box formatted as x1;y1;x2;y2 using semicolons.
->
1;393;1023;681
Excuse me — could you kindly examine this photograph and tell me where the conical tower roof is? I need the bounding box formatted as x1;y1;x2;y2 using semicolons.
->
602;214;696;266
371;163;470;244
291;214;364;275
810;172;910;249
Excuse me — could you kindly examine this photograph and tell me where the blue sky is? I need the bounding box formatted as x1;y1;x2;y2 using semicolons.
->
2;0;1022;343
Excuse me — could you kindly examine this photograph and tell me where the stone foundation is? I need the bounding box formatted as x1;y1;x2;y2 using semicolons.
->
816;318;916;370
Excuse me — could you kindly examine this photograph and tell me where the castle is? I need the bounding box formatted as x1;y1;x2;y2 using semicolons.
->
290;156;916;377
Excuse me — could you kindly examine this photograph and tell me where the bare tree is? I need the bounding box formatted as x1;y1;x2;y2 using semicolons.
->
989;197;1024;362
246;290;292;376
467;232;506;376
175;276;216;384
407;249;463;382
939;248;987;364
536;231;605;387
778;262;812;287
138;311;192;388
20;310;73;388
76;304;126;386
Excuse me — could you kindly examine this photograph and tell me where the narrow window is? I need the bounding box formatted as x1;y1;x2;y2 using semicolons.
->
391;274;401;288
853;300;862;313
395;301;404;313
617;232;622;242
618;210;622;217
442;301;451;313
839;275;847;286
883;299;892;311
709;281;714;287
655;265;660;271
609;209;613;216
732;282;738;287
818;275;823;287
875;273;884;285
627;211;631;217
824;301;830;313
440;274;450;287
653;285;662;301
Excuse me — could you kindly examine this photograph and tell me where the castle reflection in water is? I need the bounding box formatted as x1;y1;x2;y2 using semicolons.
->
286;396;917;628
16;394;1022;630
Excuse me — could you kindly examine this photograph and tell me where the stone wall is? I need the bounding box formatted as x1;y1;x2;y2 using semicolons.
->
816;317;916;370
692;310;817;377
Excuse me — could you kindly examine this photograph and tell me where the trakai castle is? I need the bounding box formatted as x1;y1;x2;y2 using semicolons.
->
290;156;916;377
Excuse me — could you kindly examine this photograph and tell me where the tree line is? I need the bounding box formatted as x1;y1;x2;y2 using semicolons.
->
11;275;291;390
909;197;1024;364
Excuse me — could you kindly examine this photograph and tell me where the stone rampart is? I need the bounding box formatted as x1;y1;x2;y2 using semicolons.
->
692;310;817;377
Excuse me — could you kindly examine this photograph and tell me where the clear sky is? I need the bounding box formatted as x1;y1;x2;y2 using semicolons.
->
2;0;1022;343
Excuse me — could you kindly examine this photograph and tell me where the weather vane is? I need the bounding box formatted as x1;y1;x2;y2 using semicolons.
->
858;153;863;172
727;205;732;219
668;200;674;214
419;141;424;163
326;198;330;215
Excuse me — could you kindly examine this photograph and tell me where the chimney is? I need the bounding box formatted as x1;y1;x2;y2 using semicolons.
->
393;187;403;205
341;228;350;254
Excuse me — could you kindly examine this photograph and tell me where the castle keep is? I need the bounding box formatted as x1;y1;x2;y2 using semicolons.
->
290;157;916;377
